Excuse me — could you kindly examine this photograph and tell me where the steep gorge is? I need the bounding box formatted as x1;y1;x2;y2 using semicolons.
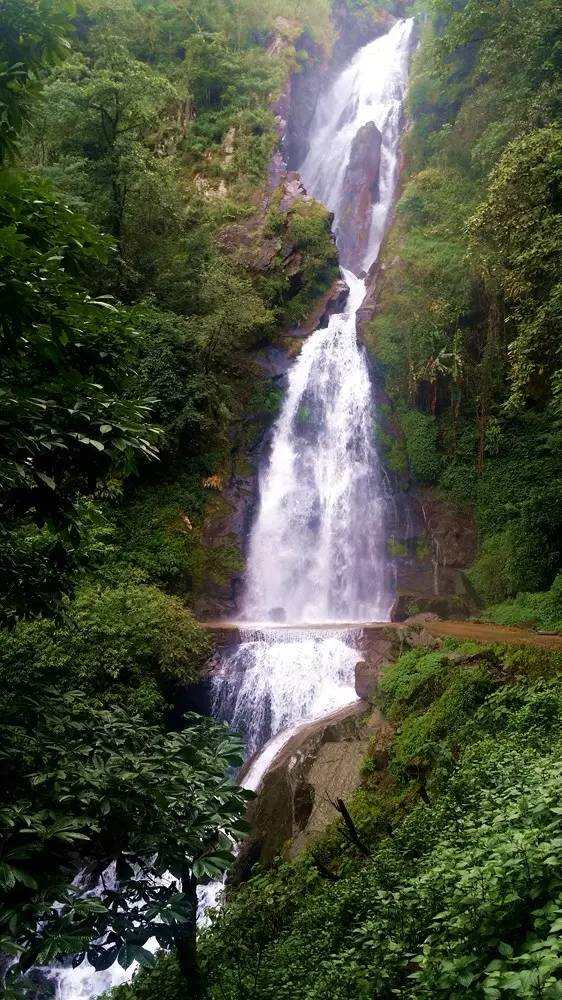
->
3;1;561;996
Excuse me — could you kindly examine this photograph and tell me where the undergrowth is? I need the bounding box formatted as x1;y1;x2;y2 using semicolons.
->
117;640;562;999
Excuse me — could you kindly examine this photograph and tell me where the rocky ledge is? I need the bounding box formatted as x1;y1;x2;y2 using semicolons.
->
231;701;393;882
221;614;562;884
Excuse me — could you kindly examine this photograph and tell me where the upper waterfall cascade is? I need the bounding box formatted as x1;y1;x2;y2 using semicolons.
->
300;17;414;271
243;17;414;625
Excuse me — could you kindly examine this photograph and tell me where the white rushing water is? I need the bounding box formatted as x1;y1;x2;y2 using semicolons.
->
214;12;414;806
47;18;413;999
212;629;359;755
300;17;414;270
244;17;414;624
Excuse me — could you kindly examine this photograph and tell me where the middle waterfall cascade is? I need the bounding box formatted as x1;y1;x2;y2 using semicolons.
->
243;271;393;624
215;17;415;770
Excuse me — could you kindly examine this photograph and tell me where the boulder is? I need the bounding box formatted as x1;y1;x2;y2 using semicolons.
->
288;275;349;339
337;122;382;274
354;660;374;700
269;606;287;622
354;629;402;698
230;701;381;881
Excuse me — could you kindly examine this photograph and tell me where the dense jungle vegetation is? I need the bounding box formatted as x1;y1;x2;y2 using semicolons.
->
1;0;561;996
369;0;562;628
183;641;561;1000
0;0;342;988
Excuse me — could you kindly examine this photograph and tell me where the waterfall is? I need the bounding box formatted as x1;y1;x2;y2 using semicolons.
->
214;14;414;801
243;270;392;623
244;17;414;624
46;18;413;999
212;629;360;754
300;17;414;270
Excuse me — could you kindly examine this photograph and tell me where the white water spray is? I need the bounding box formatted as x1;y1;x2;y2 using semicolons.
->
212;629;359;754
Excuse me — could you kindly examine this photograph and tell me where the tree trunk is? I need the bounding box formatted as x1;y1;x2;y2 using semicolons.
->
174;873;202;996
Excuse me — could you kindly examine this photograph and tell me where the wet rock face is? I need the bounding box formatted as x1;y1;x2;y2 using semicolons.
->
336;122;382;274
380;487;480;623
284;35;328;169
331;3;397;68
284;6;396;170
230;702;375;881
421;494;478;569
354;629;400;698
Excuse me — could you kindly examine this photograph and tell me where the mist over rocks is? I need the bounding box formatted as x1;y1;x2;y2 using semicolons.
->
284;3;400;170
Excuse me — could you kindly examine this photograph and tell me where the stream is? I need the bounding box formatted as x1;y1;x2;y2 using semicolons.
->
48;16;414;998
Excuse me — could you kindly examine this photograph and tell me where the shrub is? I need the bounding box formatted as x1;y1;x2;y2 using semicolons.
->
0;579;210;717
480;573;562;632
468;529;517;603
399;408;442;483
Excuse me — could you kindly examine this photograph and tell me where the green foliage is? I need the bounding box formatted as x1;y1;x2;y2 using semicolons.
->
3;0;560;993
0;0;73;162
387;536;408;558
480;574;562;633
368;165;475;406
468;127;562;412
0;578;210;716
34;43;178;234
415;535;431;561
0;688;250;984
378;647;457;718
0;0;340;627
110;474;244;600
390;663;495;770
0;0;347;987
0;521;71;620
256;198;339;327
399;408;442;483
0;169;160;528
111;954;184;1000
443;415;562;603
283;201;339;323
468;530;519;604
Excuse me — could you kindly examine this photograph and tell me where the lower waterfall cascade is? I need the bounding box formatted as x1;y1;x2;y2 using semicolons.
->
47;15;414;999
